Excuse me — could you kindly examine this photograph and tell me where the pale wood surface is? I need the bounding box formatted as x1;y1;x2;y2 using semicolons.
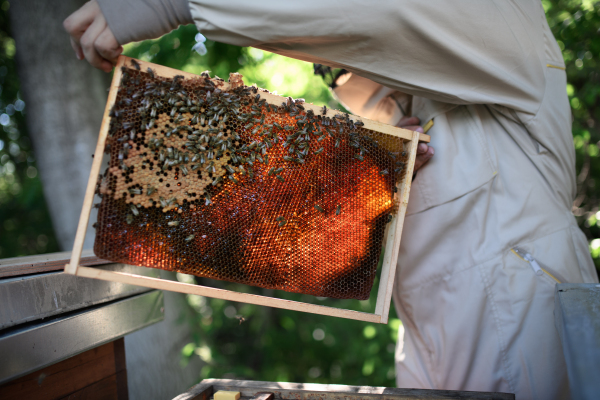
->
65;55;426;324
374;130;420;323
65;57;125;275
0;249;108;278
75;266;381;323
173;379;514;400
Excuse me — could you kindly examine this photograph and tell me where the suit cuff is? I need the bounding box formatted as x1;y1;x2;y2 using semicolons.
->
97;0;193;45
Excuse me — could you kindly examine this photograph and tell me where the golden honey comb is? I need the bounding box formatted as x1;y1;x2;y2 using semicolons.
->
93;59;408;300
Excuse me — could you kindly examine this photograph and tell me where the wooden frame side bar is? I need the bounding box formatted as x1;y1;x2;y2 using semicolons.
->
374;130;420;323
73;266;381;323
65;57;126;275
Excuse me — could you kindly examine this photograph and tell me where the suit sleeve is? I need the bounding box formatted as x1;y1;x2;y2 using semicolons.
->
189;0;546;115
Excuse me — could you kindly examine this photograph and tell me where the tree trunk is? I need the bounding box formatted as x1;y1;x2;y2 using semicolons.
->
9;0;110;250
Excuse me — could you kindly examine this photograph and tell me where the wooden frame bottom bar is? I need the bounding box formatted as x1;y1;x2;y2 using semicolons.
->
72;265;382;323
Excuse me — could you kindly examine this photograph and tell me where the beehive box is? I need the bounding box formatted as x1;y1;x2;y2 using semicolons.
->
64;56;429;323
173;379;515;400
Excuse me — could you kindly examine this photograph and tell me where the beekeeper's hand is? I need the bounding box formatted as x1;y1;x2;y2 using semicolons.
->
397;116;434;171
63;0;122;73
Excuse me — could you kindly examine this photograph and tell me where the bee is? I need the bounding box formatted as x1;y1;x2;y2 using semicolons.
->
147;186;156;196
276;175;284;182
128;187;142;195
93;203;101;209
181;166;189;176
314;205;325;213
354;120;365;127
126;214;134;224
168;220;180;227
131;59;140;70
205;193;213;206
354;154;364;161
278;219;287;227
147;67;155;78
185;234;195;242
212;176;222;186
336;205;341;215
275;216;284;221
401;151;407;157
314;147;324;155
236;315;246;324
379;169;389;175
130;204;139;216
321;105;327;115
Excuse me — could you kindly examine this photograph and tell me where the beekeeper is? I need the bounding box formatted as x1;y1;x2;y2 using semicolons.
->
64;1;599;398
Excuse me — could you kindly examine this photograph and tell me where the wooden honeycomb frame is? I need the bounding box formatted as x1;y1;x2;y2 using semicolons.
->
64;56;429;324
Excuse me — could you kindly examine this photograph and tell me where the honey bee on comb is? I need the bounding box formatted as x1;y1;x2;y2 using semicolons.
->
93;59;410;300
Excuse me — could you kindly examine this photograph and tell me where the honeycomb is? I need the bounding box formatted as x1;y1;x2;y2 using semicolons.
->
93;59;408;300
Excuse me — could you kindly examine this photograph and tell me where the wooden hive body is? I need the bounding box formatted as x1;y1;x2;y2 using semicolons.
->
64;56;429;323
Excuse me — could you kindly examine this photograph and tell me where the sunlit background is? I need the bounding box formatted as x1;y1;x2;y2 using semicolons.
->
1;0;599;387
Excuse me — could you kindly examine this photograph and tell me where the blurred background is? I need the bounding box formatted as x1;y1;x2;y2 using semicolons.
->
0;0;599;392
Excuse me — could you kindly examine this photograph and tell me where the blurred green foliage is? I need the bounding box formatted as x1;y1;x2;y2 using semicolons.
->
1;0;600;387
542;1;600;267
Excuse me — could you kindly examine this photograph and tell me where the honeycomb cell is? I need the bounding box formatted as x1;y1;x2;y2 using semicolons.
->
93;60;407;300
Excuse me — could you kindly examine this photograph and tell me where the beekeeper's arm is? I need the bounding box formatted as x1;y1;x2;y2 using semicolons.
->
65;0;545;115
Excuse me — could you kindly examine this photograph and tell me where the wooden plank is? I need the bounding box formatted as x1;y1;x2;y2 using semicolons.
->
113;336;129;399
173;381;214;400
252;393;274;400
374;131;420;323
554;283;600;400
74;266;381;323
0;339;127;400
64;56;125;275
0;249;109;278
175;379;514;400
58;371;127;400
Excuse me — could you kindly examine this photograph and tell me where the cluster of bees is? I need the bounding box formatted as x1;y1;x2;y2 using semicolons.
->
93;59;407;300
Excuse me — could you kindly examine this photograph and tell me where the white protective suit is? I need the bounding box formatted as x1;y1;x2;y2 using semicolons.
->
98;0;599;398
